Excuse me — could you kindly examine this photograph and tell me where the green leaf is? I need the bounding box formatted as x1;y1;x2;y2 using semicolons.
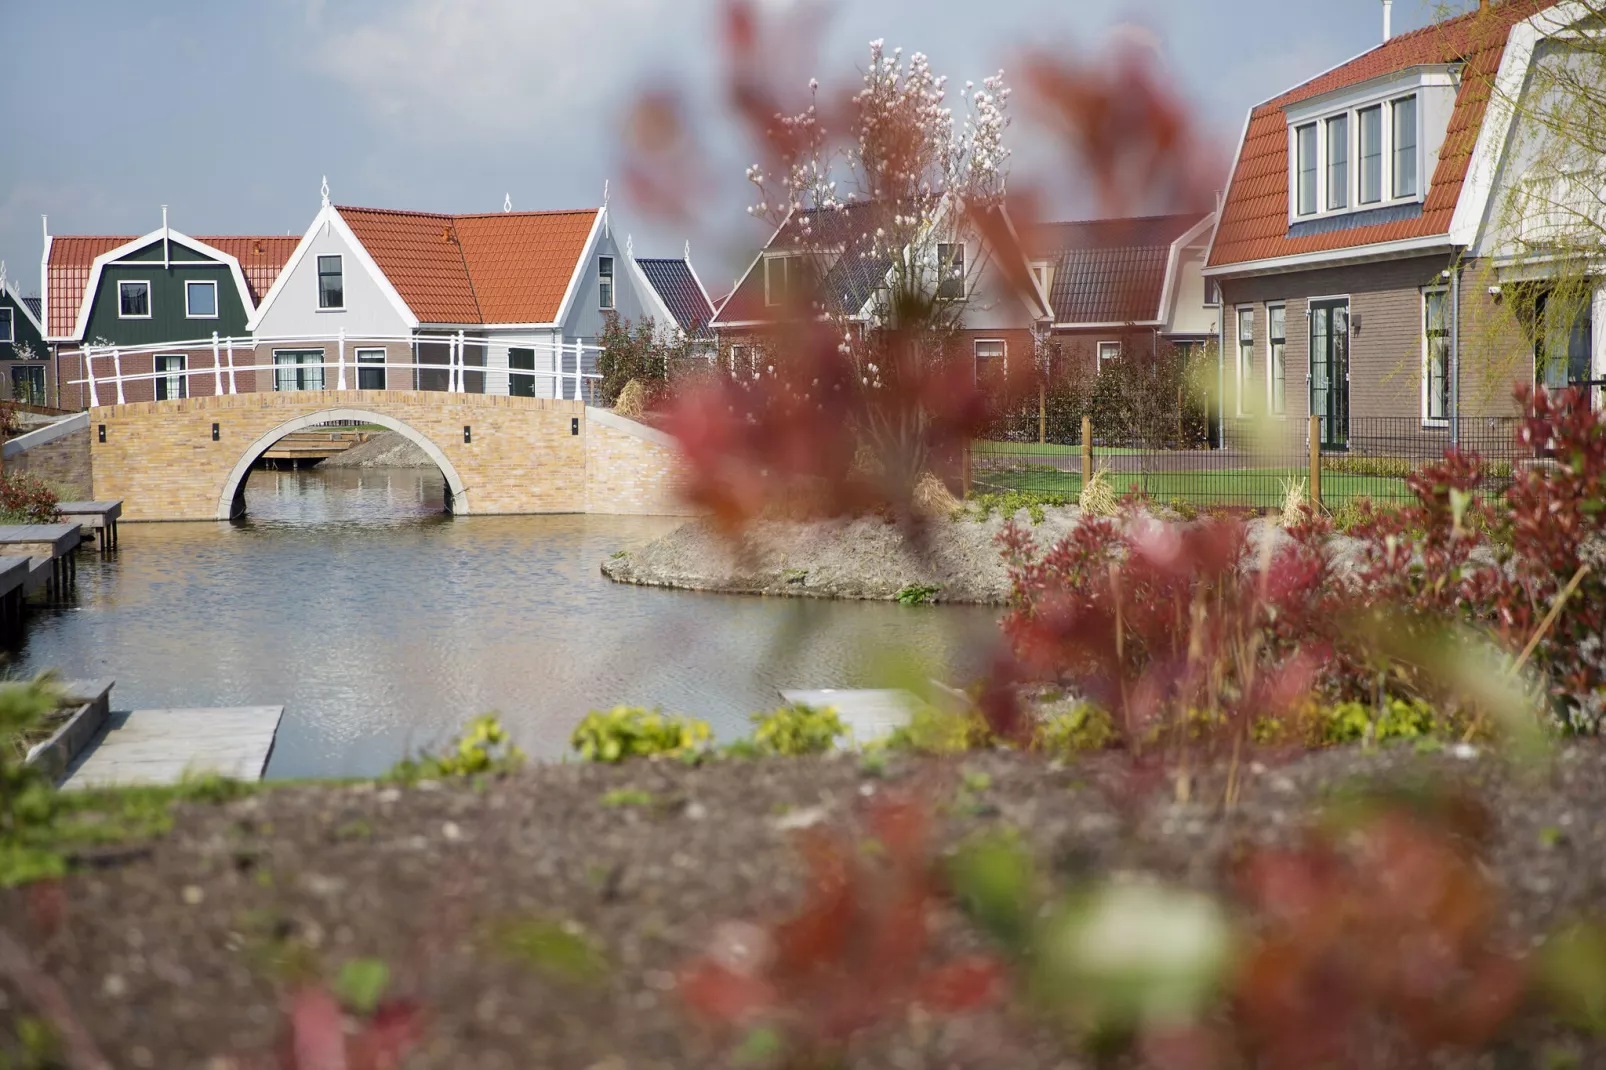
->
334;957;391;1016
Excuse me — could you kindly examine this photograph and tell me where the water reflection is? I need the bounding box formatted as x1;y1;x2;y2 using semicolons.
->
10;468;1001;778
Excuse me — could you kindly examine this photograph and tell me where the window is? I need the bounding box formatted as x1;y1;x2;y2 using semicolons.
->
1269;305;1287;416
185;280;218;319
274;350;325;392
0;307;11;344
1236;307;1256;415
1295;124;1319;216
356;348;386;391
1097;341;1121;369
508;347;536;398
10;365;44;406
1534;290;1593;390
1030;261;1049;294
598;256;615;311
1359;105;1383;204
317;255;344;310
974;339;1005;368
154;354;187;401
119;281;151;318
763;256;798;308
1392;95;1418;199
1326;114;1349;211
1423;289;1450;422
937;243;965;300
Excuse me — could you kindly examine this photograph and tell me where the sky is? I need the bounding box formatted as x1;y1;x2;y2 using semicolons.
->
0;0;1464;302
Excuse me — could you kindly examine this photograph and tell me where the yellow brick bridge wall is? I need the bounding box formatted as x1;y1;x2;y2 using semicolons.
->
89;391;696;521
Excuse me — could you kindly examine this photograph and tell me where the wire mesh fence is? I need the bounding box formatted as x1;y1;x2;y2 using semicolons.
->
971;415;1527;512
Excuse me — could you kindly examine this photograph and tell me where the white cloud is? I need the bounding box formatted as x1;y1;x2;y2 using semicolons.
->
314;0;689;147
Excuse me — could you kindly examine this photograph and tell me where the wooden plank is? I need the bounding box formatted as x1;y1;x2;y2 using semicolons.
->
0;555;29;597
0;524;81;559
61;707;284;790
55;501;122;528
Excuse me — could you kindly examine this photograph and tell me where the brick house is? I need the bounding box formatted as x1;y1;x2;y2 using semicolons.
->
1204;0;1603;452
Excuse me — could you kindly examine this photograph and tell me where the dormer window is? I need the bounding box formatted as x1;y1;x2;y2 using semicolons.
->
937;243;965;300
1285;68;1449;226
764;253;799;308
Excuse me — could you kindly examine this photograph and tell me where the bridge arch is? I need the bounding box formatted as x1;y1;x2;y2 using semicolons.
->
217;407;469;521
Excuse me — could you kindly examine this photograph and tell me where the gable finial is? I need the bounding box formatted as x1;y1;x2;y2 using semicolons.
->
603;179;610;208
684;239;691;261
504;192;512;213
627;233;634;257
321;175;330;208
0;260;7;292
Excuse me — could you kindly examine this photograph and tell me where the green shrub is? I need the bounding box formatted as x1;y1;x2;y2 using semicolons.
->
895;584;942;606
0;473;61;525
748;704;846;756
884;705;992;755
571;706;712;763
964;490;1070;524
1319;697;1438;745
389;714;525;781
1033;703;1118;756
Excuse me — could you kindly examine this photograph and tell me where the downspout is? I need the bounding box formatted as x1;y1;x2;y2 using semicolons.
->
1450;258;1461;447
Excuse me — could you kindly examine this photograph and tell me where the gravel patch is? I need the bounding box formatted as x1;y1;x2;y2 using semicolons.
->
6;746;1606;1067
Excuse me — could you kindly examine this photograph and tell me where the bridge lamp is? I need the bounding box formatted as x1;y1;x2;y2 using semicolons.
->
98;424;107;443
212;423;220;442
463;425;472;444
571;417;580;436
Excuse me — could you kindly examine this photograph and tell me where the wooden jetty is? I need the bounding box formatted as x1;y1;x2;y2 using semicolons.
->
61;706;285;790
0;555;32;619
260;430;369;464
0;523;81;595
57;500;122;551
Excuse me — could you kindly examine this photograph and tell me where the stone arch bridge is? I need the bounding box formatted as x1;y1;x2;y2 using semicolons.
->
89;391;694;521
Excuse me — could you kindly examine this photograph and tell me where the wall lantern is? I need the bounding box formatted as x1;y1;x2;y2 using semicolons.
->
463;425;472;444
212;423;220;441
98;424;107;443
571;417;580;436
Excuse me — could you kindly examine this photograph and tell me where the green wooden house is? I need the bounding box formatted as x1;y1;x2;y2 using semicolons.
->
0;262;50;404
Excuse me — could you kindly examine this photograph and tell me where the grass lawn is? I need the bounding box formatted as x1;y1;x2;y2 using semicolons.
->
974;440;1147;457
972;464;1412;508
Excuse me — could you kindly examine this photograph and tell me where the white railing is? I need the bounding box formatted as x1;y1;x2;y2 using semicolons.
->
61;330;604;407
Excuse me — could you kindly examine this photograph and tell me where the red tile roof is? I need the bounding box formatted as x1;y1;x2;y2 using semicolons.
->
338;206;599;325
1029;214;1204;324
45;233;296;337
1208;1;1557;270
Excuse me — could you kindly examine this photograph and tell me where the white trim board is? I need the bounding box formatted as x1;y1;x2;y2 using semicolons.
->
2;279;45;337
550;208;608;328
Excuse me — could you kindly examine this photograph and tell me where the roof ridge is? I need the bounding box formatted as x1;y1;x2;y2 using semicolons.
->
452;208;599;220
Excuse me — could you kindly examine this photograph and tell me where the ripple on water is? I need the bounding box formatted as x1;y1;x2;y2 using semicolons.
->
9;466;1001;778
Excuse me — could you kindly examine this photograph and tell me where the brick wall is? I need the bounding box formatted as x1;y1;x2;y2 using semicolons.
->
1217;254;1529;436
584;409;697;516
8;426;92;499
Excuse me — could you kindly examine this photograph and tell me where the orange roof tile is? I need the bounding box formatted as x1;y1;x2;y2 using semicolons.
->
45;233;296;337
338;205;599;325
1208;1;1558;270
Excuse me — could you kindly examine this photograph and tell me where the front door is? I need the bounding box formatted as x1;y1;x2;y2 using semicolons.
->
1309;299;1350;449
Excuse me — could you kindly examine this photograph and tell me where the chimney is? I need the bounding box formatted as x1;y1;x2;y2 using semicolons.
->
1382;0;1393;41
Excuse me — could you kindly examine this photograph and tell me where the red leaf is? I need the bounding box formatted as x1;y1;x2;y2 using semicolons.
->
678;959;778;1025
917;956;1007;1012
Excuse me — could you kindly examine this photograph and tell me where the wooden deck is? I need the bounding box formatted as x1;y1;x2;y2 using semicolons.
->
0;555;30;619
61;707;285;790
260;430;369;463
0;523;81;594
57;500;122;550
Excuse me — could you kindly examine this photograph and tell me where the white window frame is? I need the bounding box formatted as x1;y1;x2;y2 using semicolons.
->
936;242;966;301
1357;104;1384;206
316;255;345;312
973;338;1006;378
1097;340;1121;370
1325;114;1350;211
1422;287;1451;426
0;306;12;344
762;254;797;308
154;353;187;401
1285;73;1440;225
598;255;615;311
184;279;219;320
1235;306;1256;417
273;348;326;392
1267;303;1287;417
118;280;152;319
355;347;387;391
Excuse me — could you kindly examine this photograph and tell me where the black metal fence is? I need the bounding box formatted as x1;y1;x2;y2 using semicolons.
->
971;415;1526;512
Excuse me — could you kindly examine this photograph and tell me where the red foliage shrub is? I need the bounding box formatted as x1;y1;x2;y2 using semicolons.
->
0;472;61;524
274;987;420;1070
678;794;1006;1059
1234;803;1527;1068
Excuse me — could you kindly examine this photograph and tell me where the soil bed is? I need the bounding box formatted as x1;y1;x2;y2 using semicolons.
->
5;745;1606;1068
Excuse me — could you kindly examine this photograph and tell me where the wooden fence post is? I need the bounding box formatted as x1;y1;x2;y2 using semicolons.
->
1081;415;1093;490
961;442;972;499
1308;413;1322;508
1038;383;1046;444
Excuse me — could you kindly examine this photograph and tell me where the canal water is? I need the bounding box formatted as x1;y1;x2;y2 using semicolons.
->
6;468;1002;778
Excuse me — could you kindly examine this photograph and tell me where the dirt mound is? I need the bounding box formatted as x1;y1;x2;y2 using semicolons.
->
317;430;435;468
